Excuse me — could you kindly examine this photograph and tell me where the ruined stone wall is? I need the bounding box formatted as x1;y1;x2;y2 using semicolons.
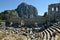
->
48;3;60;22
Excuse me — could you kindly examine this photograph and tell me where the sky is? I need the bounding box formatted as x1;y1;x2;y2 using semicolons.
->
0;0;60;16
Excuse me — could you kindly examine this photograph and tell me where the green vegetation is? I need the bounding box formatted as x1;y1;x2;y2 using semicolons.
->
0;10;18;20
0;13;7;20
43;12;48;17
0;20;5;22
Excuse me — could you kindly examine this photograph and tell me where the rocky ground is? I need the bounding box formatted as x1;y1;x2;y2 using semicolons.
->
0;31;28;40
0;27;40;40
0;21;60;40
0;28;29;40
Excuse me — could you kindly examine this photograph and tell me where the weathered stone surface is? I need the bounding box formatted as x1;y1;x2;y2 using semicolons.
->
16;2;38;18
48;3;60;22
